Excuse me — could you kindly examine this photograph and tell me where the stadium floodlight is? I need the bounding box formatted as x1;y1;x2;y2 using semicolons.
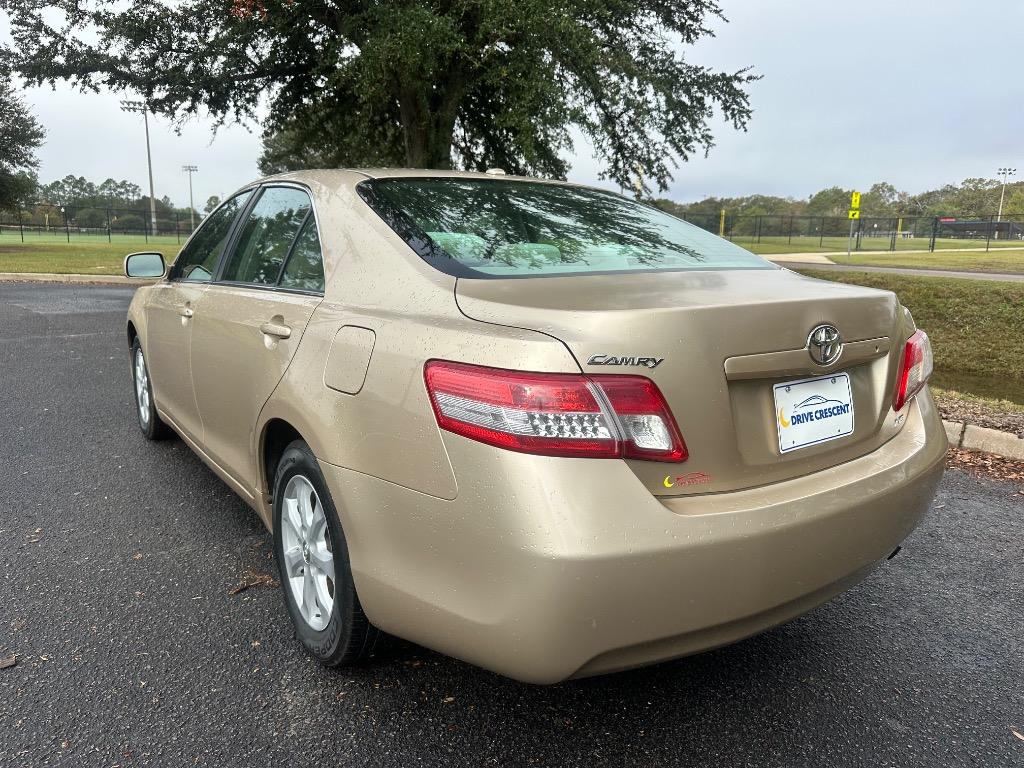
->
182;165;199;231
997;167;1017;225
121;99;159;237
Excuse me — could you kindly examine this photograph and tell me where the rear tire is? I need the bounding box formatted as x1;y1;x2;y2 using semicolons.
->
131;338;172;441
272;440;379;666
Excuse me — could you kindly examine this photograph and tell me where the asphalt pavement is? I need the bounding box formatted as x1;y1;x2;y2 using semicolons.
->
0;282;1021;767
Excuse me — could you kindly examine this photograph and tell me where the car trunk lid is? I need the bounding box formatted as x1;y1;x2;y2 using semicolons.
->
455;267;909;496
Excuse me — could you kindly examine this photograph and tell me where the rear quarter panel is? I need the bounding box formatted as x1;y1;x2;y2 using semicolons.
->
254;177;582;519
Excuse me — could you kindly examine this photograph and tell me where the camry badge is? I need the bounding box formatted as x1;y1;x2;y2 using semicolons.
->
806;324;843;366
588;354;664;369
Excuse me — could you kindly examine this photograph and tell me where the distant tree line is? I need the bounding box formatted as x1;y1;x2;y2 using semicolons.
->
654;178;1024;222
8;171;1024;235
8;174;209;233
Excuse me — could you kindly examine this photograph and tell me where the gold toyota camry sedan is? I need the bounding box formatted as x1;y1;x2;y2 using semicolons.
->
124;169;946;683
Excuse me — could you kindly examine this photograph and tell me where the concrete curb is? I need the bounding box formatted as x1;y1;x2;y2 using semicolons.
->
0;272;155;286
942;419;1024;461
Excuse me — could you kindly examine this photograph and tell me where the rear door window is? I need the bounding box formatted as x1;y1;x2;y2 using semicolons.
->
220;187;312;286
172;190;253;281
278;217;325;294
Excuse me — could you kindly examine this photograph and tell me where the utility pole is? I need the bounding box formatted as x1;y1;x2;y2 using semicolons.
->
121;100;159;236
996;167;1016;238
182;165;198;231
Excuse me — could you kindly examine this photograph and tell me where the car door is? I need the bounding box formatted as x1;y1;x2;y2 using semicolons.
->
188;184;326;490
144;189;254;442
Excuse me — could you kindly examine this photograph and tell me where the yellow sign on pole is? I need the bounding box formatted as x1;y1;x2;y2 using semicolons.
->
848;210;861;220
850;191;861;209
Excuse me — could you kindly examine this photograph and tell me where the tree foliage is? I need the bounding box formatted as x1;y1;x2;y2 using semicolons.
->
652;177;1024;222
26;174;196;233
39;175;143;207
0;78;46;211
1;0;757;193
1003;189;1024;218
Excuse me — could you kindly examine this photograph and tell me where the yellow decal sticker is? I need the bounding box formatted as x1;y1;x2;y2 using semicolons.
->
662;472;711;488
778;407;790;428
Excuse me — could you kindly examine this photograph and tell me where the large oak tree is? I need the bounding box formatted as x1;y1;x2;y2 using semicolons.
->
2;0;757;193
0;78;45;211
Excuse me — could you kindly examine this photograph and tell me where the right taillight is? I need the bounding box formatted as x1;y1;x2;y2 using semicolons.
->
423;360;687;462
893;329;933;411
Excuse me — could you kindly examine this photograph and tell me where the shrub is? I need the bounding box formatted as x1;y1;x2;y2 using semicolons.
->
74;208;107;228
111;213;145;233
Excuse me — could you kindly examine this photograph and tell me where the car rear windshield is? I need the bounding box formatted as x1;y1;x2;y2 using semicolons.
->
357;178;771;279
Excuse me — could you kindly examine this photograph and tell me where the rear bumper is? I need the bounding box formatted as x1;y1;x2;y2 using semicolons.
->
322;389;946;684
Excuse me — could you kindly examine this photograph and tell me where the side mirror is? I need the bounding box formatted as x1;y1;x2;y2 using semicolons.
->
124;252;166;278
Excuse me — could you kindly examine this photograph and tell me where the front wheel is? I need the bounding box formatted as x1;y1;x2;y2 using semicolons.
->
272;440;379;666
131;338;172;440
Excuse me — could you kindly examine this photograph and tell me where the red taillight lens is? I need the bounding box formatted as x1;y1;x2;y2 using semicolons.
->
590;375;688;461
424;360;687;462
893;329;934;411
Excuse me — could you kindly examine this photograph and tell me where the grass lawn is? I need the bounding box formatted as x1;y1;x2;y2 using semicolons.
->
7;239;1023;276
743;235;1024;255
832;249;1024;274
0;238;183;275
742;236;897;254
798;269;1024;405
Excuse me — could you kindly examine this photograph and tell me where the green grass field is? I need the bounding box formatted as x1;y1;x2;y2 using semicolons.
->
836;249;1024;274
741;234;1024;254
798;269;1024;404
2;233;1023;278
0;238;183;275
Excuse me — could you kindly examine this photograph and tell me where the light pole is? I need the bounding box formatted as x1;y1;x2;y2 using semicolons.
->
121;99;159;236
996;167;1016;225
182;165;198;231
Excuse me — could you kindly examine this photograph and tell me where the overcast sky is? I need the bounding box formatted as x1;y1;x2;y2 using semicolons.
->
11;0;1024;207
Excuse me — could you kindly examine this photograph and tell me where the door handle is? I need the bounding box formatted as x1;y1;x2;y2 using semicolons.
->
179;307;194;318
259;321;292;339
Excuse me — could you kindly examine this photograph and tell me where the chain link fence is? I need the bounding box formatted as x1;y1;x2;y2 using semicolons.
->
0;204;200;244
2;204;1023;254
678;212;1024;253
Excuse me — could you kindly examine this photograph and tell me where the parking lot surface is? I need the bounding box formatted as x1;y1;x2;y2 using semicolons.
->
0;282;1021;767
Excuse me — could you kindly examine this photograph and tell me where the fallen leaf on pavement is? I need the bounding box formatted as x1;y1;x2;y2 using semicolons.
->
947;448;1024;487
0;656;16;670
229;570;277;595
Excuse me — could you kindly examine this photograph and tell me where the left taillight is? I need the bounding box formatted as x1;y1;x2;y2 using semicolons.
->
423;360;687;462
893;329;934;411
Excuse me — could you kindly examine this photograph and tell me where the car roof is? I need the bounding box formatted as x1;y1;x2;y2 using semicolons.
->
253;168;605;194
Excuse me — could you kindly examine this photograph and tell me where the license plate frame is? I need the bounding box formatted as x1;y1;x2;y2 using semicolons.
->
774;373;854;454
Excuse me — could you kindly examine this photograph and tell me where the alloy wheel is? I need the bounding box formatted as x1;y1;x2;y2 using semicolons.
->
134;347;151;427
280;474;336;631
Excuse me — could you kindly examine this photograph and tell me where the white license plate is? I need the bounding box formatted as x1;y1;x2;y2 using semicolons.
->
774;373;854;454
